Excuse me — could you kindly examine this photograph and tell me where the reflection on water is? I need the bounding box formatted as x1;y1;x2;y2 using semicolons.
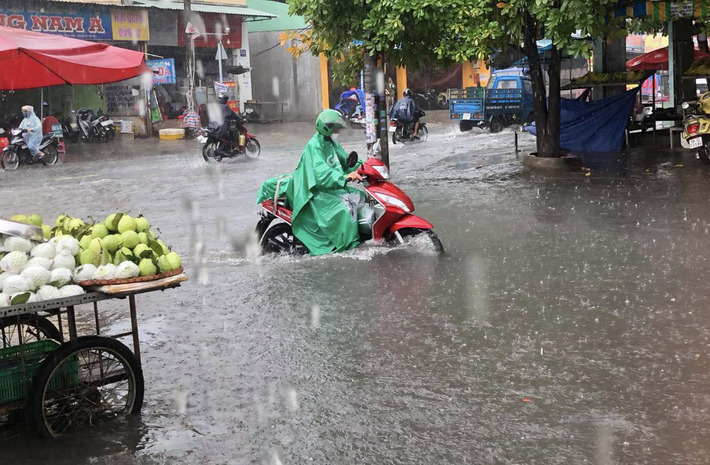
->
2;128;710;463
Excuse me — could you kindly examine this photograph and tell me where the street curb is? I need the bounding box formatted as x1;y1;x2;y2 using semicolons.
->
523;154;581;171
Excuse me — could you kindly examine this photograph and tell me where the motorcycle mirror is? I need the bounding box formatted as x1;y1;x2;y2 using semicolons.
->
346;151;358;168
682;101;694;110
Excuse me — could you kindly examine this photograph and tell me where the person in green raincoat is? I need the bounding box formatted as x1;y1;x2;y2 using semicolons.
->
287;110;364;255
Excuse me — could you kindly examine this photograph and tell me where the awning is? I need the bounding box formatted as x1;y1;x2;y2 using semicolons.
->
626;46;710;71
130;0;276;21
0;26;148;90
612;1;708;20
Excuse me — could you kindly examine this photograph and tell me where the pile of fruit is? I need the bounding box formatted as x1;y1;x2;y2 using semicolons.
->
684;58;710;76
0;213;181;307
574;71;646;85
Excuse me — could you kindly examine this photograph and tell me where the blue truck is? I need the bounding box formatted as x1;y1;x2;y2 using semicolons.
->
449;70;535;133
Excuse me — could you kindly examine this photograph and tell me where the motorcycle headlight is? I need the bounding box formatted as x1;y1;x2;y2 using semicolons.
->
373;165;390;180
374;193;410;212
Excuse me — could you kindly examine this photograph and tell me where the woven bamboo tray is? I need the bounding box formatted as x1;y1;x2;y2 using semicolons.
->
75;267;184;287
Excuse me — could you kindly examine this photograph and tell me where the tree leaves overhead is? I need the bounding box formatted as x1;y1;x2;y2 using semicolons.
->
288;0;622;67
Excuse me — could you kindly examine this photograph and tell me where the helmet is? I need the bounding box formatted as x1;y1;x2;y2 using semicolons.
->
217;94;228;105
403;88;412;97
316;109;347;137
699;91;710;115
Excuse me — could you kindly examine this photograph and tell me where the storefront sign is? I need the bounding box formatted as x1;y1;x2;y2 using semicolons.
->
214;81;229;95
0;7;112;40
111;9;150;42
0;7;150;41
147;58;176;85
178;14;242;49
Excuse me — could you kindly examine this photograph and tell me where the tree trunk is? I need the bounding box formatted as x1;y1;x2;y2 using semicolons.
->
522;8;560;158
699;34;709;54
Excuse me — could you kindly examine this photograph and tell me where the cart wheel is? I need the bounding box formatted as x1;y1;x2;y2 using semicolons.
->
0;315;61;348
27;335;144;439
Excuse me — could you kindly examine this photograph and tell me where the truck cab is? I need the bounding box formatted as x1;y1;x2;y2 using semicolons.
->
449;70;535;133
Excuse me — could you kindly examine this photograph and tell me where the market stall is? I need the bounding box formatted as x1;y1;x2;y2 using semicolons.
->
0;213;186;438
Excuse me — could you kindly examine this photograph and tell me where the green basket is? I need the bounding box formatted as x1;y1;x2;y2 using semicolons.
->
0;340;78;404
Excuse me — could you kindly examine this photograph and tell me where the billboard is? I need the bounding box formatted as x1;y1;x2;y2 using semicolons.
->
0;7;112;40
0;7;150;42
111;9;150;42
147;58;177;85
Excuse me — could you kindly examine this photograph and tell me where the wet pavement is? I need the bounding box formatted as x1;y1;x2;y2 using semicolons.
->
2;119;710;464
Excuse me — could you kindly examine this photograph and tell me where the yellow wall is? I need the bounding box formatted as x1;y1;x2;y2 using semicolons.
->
319;54;329;110
462;60;490;88
644;34;669;52
396;66;407;99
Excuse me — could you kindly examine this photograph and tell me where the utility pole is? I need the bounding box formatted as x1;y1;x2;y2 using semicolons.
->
363;50;377;155
377;53;389;167
184;0;196;110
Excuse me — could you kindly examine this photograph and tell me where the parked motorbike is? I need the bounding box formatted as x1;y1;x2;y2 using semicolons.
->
76;108;115;143
413;89;448;110
198;116;261;162
0;128;59;171
682;95;710;164
390;110;428;144
61;111;81;143
256;154;443;255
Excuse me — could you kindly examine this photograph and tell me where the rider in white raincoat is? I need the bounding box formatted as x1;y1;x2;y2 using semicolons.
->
19;105;43;158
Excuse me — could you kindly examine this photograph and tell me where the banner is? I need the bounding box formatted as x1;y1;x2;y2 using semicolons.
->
147;58;177;85
111;9;150;42
178;14;242;49
0;7;112;40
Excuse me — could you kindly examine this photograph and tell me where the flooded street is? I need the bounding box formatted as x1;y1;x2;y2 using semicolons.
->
2;120;710;464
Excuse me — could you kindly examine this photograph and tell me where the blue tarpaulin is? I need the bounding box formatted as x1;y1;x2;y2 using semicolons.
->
525;88;639;152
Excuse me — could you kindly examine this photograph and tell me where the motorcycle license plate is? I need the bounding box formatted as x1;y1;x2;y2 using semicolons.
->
462;113;471;120
689;137;703;149
197;136;208;144
70;123;78;130
101;120;114;127
388;126;396;133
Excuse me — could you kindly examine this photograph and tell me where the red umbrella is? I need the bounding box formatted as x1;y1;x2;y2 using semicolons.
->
0;26;149;90
626;46;710;71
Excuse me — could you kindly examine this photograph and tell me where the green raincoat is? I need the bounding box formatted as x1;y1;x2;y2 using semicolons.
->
288;133;362;255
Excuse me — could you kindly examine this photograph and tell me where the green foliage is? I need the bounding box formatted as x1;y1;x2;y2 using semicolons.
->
288;0;622;66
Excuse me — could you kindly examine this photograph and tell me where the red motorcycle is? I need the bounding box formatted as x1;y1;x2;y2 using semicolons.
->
199;116;260;162
256;154;443;255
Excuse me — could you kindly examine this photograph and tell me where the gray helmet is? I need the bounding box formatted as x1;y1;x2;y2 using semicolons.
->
403;88;413;97
217;94;228;105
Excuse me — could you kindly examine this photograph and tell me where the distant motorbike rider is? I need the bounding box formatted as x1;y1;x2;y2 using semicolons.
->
215;94;240;141
19;105;44;159
389;89;422;138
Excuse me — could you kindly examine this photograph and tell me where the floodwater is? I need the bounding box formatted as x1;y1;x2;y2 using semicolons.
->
2;119;710;464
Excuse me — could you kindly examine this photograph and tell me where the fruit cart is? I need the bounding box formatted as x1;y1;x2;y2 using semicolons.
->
0;274;186;438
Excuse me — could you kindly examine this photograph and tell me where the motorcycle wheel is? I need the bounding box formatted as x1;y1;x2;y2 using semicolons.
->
1;150;19;171
392;129;399;145
391;228;444;255
43;146;59;165
245;138;261;159
108;128;116;141
698;143;710;165
417;125;429;142
259;222;308;255
202;142;219;162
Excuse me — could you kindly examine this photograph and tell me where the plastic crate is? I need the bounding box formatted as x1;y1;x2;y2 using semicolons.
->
0;340;77;404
